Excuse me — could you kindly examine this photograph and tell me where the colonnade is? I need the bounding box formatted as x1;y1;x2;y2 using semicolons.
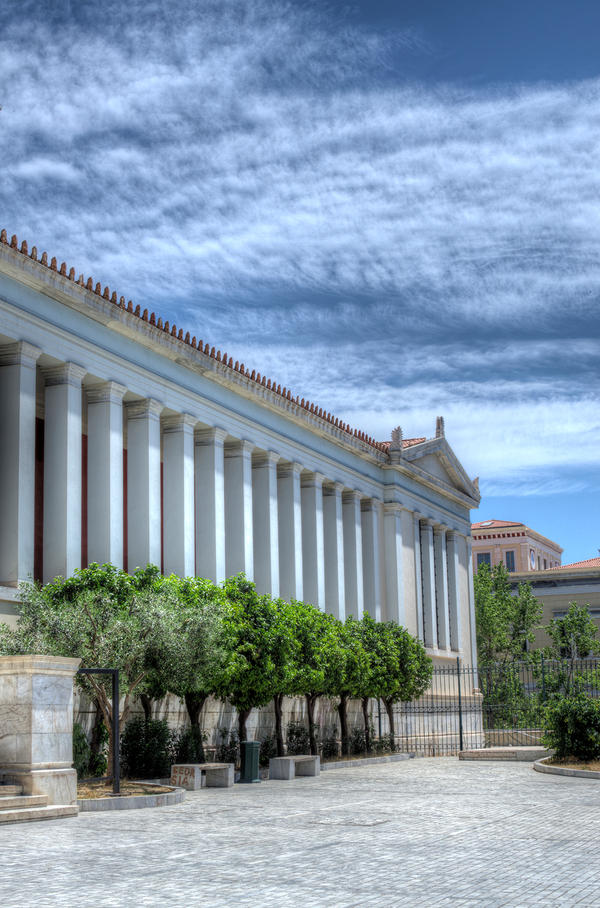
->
0;342;467;653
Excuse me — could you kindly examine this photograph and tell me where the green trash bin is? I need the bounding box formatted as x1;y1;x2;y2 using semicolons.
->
239;740;261;783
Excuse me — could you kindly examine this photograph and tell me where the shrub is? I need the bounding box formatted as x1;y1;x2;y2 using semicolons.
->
286;719;310;755
259;734;277;767
173;726;207;763
120;717;175;779
542;693;600;761
373;733;394;755
73;723;92;778
215;729;240;765
349;726;367;755
320;728;340;759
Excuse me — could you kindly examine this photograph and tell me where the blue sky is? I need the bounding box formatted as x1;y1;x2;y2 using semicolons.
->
1;0;599;564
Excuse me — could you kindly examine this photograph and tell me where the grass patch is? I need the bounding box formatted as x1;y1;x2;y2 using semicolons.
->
547;757;600;772
77;780;174;799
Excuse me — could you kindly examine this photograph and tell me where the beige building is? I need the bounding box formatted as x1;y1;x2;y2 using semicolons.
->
509;557;600;649
471;520;562;574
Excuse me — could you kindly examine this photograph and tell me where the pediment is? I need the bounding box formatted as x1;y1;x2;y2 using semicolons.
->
402;438;480;502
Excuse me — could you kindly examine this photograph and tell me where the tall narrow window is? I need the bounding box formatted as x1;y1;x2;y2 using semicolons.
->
476;552;491;570
505;550;515;572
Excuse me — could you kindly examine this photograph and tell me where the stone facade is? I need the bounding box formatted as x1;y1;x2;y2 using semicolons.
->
472;519;562;573
0;233;480;669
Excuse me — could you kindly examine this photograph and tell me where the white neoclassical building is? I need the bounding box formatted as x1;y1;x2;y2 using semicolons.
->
0;231;480;667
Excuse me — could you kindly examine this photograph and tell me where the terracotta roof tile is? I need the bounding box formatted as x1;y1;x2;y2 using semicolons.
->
378;437;426;451
552;557;600;570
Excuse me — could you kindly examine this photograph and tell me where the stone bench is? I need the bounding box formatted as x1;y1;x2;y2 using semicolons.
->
170;763;234;790
269;755;320;780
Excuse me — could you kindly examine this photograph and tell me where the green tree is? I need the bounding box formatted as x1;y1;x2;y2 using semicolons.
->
269;598;302;756
333;618;370;756
475;562;542;663
352;615;432;751
216;575;285;743
545;603;600;660
163;575;227;755
0;564;182;780
289;603;347;756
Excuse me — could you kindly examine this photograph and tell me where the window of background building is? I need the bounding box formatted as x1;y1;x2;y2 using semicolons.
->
505;550;515;572
477;552;491;569
544;559;547;570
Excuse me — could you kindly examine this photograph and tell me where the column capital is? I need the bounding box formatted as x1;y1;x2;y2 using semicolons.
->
162;412;197;434
301;471;324;489
384;502;408;516
278;461;303;479
86;381;127;405
125;397;163;420
323;481;344;496
0;341;42;368
195;426;228;445
225;439;255;458
361;497;382;513
342;488;362;504
434;523;449;536
42;362;86;388
253;450;280;467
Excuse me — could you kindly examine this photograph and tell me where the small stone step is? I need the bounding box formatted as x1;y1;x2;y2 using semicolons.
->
460;746;549;762
0;804;78;824
0;785;23;796
0;794;48;809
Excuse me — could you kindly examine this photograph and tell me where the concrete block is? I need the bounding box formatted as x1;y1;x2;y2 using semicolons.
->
205;764;234;788
269;757;295;780
170;765;205;790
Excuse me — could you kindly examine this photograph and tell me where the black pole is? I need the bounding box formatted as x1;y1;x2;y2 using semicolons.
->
377;698;382;740
456;656;464;753
112;669;120;795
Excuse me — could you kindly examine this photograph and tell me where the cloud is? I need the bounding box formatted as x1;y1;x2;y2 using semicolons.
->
0;0;598;495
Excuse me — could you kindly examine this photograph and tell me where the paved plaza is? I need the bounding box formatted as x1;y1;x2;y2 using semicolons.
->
2;757;599;907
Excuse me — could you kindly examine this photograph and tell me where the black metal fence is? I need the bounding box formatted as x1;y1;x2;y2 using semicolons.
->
392;658;600;756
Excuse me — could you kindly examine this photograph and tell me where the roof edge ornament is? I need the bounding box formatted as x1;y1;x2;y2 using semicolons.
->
435;415;445;439
389;425;403;464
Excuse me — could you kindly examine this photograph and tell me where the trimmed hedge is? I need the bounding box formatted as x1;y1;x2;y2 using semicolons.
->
542;693;600;761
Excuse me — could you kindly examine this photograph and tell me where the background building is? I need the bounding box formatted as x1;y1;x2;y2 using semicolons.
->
471;519;562;574
509;557;600;649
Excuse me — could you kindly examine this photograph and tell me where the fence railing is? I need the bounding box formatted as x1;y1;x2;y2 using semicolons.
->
391;657;600;756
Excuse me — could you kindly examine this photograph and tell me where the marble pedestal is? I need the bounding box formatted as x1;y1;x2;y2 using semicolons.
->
0;655;81;805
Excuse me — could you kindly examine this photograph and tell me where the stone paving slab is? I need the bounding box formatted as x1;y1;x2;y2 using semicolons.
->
1;757;599;907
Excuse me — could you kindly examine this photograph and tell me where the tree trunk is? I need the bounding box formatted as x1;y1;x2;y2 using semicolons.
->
337;694;349;756
184;692;207;728
90;699;105;770
238;707;252;743
273;693;285;756
140;693;152;722
361;697;372;753
384;699;396;751
305;693;319;755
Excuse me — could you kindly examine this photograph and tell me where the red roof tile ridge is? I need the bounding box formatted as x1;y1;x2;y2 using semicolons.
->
552;556;600;570
0;229;390;455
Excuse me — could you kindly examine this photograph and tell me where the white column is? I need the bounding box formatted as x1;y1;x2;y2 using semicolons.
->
252;451;279;597
384;503;405;626
447;531;463;652
125;398;162;572
413;511;424;641
195;427;227;583
343;490;363;619
42;363;86;582
162;413;196;578
323;482;345;619
0;342;41;585
301;472;325;609
466;534;479;682
86;381;126;568
277;462;303;602
225;439;254;580
362;498;383;622
434;525;451;651
420;519;438;649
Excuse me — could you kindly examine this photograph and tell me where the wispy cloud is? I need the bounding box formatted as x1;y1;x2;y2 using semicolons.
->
0;0;598;495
